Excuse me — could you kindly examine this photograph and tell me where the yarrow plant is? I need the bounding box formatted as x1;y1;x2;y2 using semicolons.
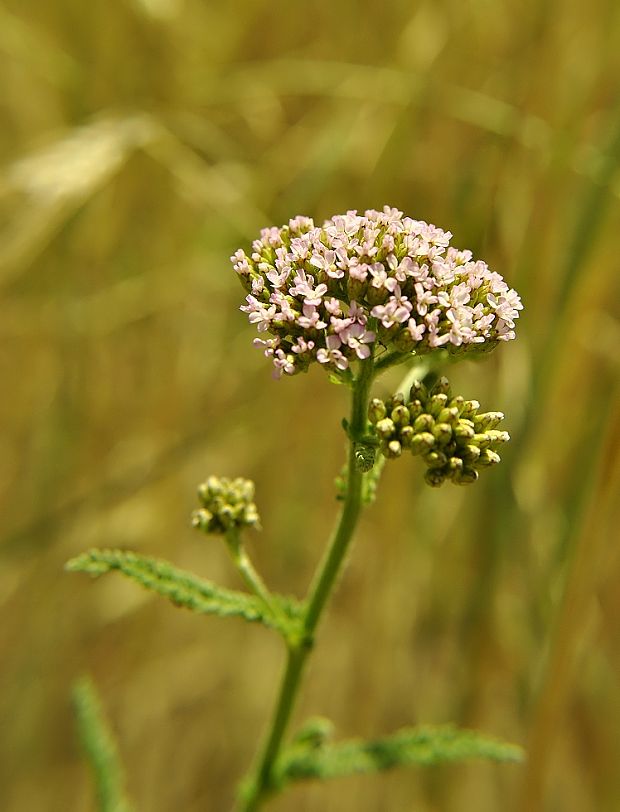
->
68;206;524;811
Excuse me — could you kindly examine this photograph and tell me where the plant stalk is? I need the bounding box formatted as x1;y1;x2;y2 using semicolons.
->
236;356;375;811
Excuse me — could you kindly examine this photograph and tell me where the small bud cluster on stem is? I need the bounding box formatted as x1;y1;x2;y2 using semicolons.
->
192;476;261;535
368;376;510;486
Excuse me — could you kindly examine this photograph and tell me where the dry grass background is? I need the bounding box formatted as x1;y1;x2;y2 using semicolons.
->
1;1;620;810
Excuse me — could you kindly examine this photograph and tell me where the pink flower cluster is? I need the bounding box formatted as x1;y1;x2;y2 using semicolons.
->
232;207;522;379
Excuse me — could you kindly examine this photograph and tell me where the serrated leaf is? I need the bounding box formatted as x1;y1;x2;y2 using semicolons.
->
275;724;524;785
72;676;134;812
66;548;301;634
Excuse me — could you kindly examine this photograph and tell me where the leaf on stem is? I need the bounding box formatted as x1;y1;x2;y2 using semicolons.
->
72;675;135;812
66;548;301;634
275;724;524;785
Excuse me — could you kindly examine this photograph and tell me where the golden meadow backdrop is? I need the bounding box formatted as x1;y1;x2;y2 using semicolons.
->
1;1;619;810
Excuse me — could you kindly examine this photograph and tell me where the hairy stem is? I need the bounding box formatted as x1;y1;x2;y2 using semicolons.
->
236;356;375;811
226;530;282;624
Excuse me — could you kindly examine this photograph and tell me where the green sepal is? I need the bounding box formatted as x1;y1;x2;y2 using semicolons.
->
66;549;303;637
274;724;524;786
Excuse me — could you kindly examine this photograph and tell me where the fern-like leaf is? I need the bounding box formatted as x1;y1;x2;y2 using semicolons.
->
66;548;301;635
275;724;524;786
72;676;135;812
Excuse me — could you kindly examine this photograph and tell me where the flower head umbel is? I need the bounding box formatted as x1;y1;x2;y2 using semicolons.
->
192;476;261;535
232;206;522;379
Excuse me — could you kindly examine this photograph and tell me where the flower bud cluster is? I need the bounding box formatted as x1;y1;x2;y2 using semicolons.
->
232;207;522;379
368;377;510;486
192;476;261;535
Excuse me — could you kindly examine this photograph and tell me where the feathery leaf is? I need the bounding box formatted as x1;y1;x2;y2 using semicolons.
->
275;724;524;786
66;548;302;634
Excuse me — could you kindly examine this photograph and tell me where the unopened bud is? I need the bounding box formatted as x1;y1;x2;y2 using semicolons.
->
425;450;448;469
409;380;428;403
368;398;386;423
391;404;411;426
460;400;480;420
485;429;510;445
424;468;446;487
473;411;505;431
400;425;415;448
428;393;448;416
452;467;479;485
448;457;464;475
461;444;481;462
454;422;475;441
430;376;452;398
473;432;491;449
477;449;501;467
449;395;465;414
437;406;459;425
413;413;434;433
376;418;395;439
386;440;402;458
432;422;453;446
408;399;424;419
411;432;435;454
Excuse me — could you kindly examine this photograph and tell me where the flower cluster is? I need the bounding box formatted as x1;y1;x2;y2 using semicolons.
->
368;377;510;487
192;476;261;535
232;207;522;379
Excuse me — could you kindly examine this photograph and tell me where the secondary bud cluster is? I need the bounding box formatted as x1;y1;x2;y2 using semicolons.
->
368;377;510;486
192;476;261;535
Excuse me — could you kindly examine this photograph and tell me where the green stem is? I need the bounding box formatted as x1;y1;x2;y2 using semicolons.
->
236;356;375;811
226;532;283;625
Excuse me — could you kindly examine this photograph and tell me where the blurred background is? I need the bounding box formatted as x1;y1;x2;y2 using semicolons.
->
1;1;619;810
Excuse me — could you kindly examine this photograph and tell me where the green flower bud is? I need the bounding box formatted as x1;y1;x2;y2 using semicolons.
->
409;380;428;403
391;404;411;426
460;399;480;420
473;432;491;449
452;467;479;485
473;411;505;431
368;398;387;423
389;392;406;409
448;456;464;475
454;421;475;441
399;425;415;448
386;439;402;458
376;418;396;439
413;413;434;433
424;468;446;487
408;399;424;419
425;450;448;469
437;406;459;425
430;376;452;398
432;422;453;446
428;393;449;416
461;444;481;462
191;508;214;532
477;449;501;467
194;476;261;535
449;395;465;414
484;429;511;445
411;432;435;454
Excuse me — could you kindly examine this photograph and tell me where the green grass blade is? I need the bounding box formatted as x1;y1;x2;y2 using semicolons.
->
72;676;135;812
